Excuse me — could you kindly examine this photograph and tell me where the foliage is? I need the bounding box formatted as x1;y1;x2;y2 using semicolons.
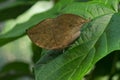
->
0;0;120;80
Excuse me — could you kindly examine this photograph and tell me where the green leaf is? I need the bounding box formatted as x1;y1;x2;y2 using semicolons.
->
92;0;119;12
93;13;120;63
61;1;115;19
34;13;120;80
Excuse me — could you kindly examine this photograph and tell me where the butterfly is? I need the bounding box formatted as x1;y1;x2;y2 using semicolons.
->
27;14;88;50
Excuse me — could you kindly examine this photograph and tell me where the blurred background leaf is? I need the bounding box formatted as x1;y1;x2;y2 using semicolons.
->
0;0;37;21
85;50;120;80
0;61;33;80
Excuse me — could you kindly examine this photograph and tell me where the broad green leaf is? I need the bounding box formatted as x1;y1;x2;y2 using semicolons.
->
34;13;120;80
93;0;119;12
93;13;120;63
61;1;115;19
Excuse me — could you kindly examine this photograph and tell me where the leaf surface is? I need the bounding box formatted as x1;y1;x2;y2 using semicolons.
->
35;13;120;80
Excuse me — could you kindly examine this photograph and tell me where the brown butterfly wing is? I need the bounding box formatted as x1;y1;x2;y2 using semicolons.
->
27;14;88;50
27;19;57;49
